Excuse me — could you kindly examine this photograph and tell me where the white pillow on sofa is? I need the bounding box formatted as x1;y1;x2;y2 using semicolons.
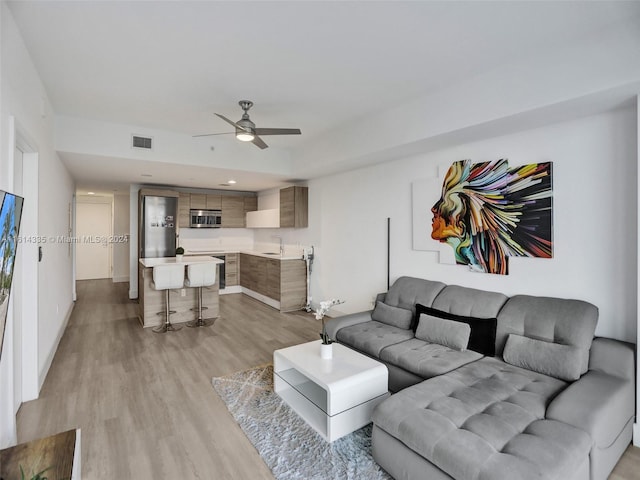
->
415;313;471;351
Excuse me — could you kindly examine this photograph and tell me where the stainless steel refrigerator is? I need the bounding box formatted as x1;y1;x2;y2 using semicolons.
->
139;195;177;258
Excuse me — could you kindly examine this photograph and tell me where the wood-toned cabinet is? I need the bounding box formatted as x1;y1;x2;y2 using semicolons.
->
265;259;281;300
225;253;239;286
222;196;245;228
173;191;257;229
280;186;308;228
244;196;258;219
178;192;191;228
206;194;222;209
239;253;306;312
190;193;207;209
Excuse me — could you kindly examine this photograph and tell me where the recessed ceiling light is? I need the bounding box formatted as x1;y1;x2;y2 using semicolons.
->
87;191;95;195
228;180;237;184
141;173;152;177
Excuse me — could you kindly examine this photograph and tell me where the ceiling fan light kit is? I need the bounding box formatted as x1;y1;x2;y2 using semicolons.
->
194;100;301;149
236;131;255;142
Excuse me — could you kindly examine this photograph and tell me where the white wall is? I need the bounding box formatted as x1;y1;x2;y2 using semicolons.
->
265;107;637;345
112;193;130;282
0;2;75;446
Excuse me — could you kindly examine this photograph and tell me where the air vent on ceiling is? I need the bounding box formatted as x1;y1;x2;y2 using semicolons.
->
132;134;153;150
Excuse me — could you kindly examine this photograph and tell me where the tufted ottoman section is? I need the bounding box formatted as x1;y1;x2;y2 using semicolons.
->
336;321;415;357
373;357;592;480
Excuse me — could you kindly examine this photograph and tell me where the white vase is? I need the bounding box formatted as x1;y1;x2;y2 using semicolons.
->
320;343;333;359
176;254;184;262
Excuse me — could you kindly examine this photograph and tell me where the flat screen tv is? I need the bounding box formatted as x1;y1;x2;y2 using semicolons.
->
0;189;23;361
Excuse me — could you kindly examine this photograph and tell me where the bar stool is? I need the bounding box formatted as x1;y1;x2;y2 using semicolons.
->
185;262;217;328
152;263;185;333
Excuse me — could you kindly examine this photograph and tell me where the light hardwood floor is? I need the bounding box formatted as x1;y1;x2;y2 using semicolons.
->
16;279;640;479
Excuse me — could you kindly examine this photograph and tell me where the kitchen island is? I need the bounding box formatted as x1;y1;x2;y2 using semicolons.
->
137;256;224;328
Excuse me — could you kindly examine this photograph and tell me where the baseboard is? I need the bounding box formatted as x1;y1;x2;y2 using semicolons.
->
112;275;129;283
241;287;281;310
634;423;640;447
220;285;242;295
39;301;75;391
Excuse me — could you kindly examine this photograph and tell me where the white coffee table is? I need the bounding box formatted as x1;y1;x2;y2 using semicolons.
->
273;340;389;442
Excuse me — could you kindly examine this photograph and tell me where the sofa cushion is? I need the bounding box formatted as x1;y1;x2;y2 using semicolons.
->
415;314;470;351
416;304;497;356
384;276;446;314
496;295;597;375
336;320;415;357
503;334;583;381
373;357;590;480
431;284;508;319
371;301;413;330
380;338;482;379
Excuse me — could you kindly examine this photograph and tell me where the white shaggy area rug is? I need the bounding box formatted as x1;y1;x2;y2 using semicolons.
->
211;364;391;480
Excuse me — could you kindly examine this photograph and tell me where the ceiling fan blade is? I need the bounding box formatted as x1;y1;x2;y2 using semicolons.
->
215;113;246;130
192;132;233;137
252;136;268;149
254;128;301;136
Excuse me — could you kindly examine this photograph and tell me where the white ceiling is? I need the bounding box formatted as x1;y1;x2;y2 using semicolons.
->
8;1;640;192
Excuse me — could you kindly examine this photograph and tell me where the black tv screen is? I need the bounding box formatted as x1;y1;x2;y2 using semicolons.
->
0;190;24;361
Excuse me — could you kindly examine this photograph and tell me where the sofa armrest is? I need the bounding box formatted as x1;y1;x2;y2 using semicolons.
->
324;310;373;341
588;337;635;380
546;339;635;448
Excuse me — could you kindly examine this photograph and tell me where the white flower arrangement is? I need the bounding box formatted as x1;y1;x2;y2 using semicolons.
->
315;299;344;345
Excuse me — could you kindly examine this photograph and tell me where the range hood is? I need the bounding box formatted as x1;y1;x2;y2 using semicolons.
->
246;209;280;228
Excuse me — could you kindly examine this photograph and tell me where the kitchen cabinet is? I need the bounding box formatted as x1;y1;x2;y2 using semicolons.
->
171;190;257;229
222;196;245;228
225;253;239;286
240;253;265;292
244;196;258;218
178;192;190;228
280;186;308;228
190;193;206;210
239;253;306;312
206;194;222;209
265;258;281;299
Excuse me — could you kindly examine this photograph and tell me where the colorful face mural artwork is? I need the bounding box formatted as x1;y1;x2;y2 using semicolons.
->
431;159;552;275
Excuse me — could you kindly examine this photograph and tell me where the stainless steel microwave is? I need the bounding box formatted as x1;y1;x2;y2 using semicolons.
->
190;209;222;228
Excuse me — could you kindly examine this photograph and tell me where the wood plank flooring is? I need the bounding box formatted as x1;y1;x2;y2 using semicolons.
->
15;279;640;479
16;279;318;479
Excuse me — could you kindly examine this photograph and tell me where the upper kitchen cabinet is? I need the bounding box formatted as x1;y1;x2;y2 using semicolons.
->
244;196;258;216
221;196;245;228
178;192;191;228
206;194;222;209
280;186;308;228
190;193;206;210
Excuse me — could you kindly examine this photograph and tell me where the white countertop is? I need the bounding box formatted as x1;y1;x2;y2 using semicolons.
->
139;255;224;268
184;249;303;261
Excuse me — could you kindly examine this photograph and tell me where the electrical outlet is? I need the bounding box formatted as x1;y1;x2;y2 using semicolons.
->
181;289;186;297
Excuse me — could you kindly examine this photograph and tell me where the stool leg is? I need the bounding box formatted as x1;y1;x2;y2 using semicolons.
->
153;289;182;333
187;287;215;327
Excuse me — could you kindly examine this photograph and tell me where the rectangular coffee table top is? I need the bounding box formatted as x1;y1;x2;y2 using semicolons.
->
274;340;387;406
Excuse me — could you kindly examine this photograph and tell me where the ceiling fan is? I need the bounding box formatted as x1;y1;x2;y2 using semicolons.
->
194;100;301;149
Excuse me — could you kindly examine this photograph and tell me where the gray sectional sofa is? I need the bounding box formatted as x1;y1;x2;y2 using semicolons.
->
324;276;635;480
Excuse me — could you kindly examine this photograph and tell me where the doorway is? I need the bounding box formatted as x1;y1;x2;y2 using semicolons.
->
76;201;112;280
